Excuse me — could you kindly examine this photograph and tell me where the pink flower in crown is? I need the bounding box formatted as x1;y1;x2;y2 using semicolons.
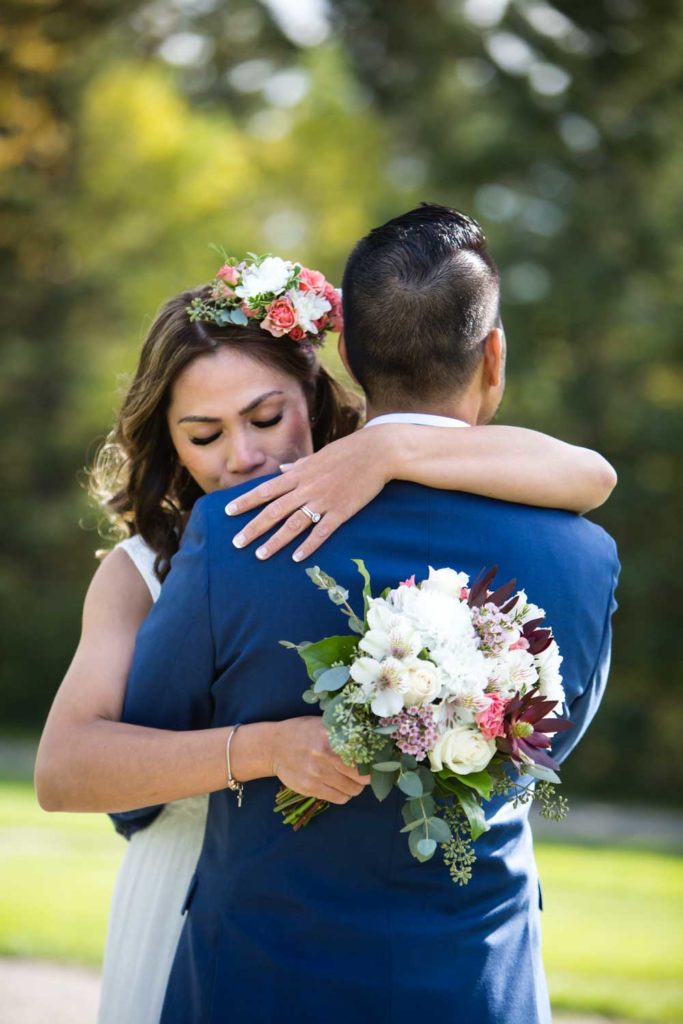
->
217;264;240;286
211;282;235;301
475;692;507;741
324;283;344;332
262;297;298;338
299;267;327;293
288;326;307;342
240;301;259;319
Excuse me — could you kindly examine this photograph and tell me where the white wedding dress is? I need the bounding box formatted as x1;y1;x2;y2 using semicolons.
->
97;535;209;1024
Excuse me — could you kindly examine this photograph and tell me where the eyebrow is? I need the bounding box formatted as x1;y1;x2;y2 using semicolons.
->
178;390;285;424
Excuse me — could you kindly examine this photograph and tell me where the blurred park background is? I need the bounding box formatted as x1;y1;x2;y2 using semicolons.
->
1;0;682;1020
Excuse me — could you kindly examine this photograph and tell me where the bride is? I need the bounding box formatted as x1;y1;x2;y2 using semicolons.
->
35;251;616;1024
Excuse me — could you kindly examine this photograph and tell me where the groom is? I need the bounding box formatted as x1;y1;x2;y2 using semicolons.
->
122;204;619;1023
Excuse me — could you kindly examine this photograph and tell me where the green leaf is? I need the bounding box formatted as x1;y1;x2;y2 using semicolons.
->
375;724;398;735
525;764;562;785
401;799;422;826
400;753;418;771
408;826;433;861
449;769;493;800
321;692;346;729
373;761;402;771
445;778;489;841
348;615;365;635
229;307;249;326
400;817;426;833
371;767;397;802
416;765;436;794
301;689;319;705
425;816;452;843
398;771;423;798
313;665;350;694
417;794;436;817
298;636;358;683
417;838;437;858
352;558;373;618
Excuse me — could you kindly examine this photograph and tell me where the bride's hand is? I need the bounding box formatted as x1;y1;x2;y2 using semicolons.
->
226;427;394;561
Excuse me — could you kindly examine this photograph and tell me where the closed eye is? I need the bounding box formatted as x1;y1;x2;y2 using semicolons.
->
252;414;283;429
191;432;221;446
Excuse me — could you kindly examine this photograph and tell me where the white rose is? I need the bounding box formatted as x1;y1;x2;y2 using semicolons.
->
428;724;496;775
288;288;331;333
400;658;443;707
422;566;470;599
235;257;295;300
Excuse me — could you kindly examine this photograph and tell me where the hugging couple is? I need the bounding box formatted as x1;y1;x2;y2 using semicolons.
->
36;202;619;1024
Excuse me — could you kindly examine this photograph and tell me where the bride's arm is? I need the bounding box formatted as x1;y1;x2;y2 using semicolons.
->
34;549;276;813
225;423;617;560
35;547;366;813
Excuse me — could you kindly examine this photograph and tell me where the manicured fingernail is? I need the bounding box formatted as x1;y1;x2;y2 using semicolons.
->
225;502;238;515
292;550;304;562
256;546;269;560
232;533;246;548
279;463;293;472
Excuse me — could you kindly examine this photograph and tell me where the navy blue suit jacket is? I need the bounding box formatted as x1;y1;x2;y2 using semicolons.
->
120;481;619;1024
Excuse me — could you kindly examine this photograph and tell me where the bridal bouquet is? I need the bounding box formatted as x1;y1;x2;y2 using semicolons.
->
276;561;573;885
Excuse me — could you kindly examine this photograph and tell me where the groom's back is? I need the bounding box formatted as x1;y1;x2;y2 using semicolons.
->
208;479;618;766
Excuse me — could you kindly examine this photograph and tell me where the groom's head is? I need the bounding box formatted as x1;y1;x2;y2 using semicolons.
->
340;203;504;424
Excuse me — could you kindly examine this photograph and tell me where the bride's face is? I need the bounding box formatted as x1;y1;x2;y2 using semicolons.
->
167;346;314;494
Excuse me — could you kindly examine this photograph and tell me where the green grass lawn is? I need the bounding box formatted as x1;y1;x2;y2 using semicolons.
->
2;779;682;1021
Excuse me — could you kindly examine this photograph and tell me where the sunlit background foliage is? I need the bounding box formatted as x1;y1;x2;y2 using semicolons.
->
2;0;682;805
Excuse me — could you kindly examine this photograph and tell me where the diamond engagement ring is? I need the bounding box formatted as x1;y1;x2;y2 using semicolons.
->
300;505;322;524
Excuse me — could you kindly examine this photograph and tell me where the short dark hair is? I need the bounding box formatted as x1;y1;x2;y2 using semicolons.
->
341;203;500;405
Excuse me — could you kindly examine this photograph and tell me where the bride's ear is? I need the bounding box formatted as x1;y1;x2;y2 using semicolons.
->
337;333;360;386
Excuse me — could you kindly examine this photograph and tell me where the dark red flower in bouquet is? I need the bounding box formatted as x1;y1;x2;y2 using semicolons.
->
497;689;574;771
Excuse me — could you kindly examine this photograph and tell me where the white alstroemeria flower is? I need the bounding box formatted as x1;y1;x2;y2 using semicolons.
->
513;591;546;626
490;647;538;698
350;656;408;717
358;616;423;662
235;257;295;300
421;566;470;599
429;724;496;775
288;288;331;333
366;598;400;633
400;658;443;707
534;640;565;705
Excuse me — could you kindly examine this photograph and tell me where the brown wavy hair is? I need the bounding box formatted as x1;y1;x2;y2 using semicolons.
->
90;285;364;580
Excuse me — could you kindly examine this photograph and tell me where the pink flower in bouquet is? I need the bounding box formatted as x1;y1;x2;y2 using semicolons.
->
380;705;438;761
262;298;297;337
217;264;240;286
475;693;507;740
299;267;328;292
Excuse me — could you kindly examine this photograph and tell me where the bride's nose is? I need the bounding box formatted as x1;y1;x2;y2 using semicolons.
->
225;432;267;475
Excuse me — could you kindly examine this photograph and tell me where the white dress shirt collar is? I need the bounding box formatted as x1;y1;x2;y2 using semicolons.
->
363;412;471;430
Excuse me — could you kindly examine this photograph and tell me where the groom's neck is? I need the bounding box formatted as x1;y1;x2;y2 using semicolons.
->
365;392;481;426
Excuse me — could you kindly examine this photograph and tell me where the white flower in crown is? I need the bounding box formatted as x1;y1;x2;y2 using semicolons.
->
288;288;331;334
235;256;296;300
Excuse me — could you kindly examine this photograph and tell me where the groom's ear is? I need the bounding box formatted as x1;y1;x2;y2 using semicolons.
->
338;333;360;386
482;328;504;389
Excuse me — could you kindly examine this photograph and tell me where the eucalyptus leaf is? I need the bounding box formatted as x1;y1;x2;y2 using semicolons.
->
408;826;431;861
400;817;426;833
417;838;437;858
371;768;398;802
400;753;418;770
348;616;365;635
525;763;562;785
401;800;422;826
229;307;248;325
425;816;452;843
398;771;423;798
301;689;319;705
416;765;436;794
374;761;401;772
313;665;350;694
321;692;346;728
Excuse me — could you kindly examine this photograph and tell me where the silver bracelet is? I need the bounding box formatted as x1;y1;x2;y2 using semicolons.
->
225;723;244;808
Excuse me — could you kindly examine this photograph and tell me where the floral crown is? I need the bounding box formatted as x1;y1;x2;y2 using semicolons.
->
187;250;343;350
